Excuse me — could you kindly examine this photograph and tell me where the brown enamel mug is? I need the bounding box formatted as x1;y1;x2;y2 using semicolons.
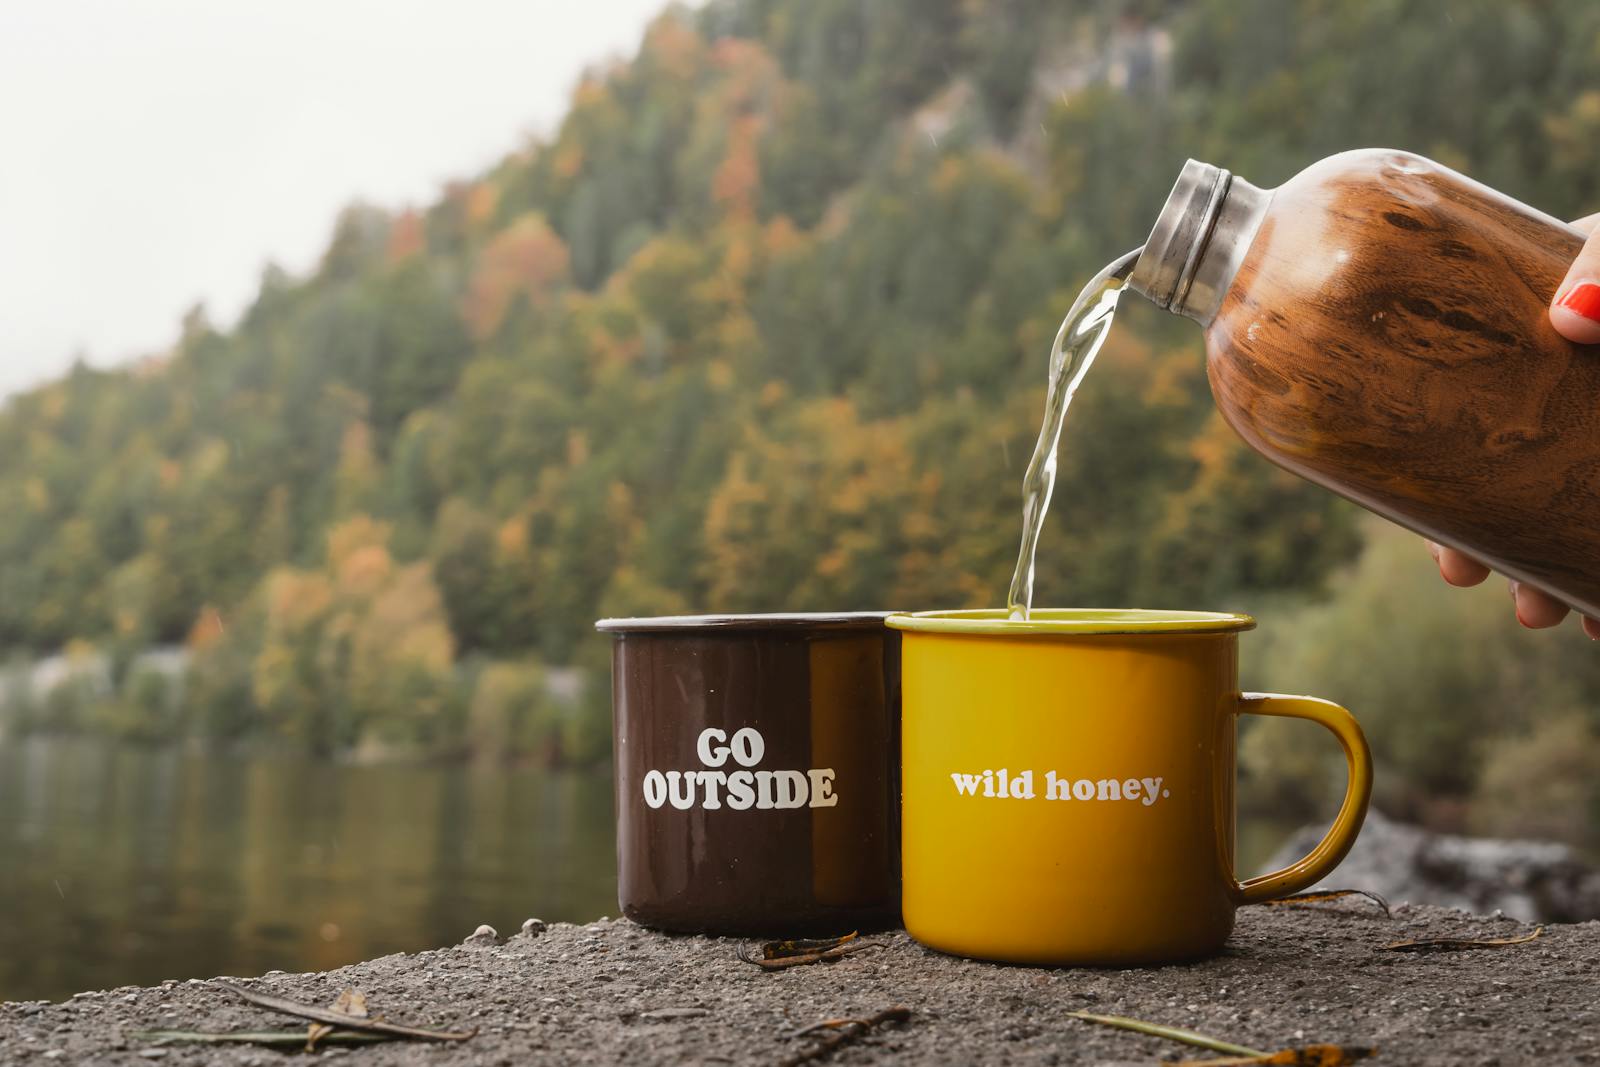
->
596;613;901;935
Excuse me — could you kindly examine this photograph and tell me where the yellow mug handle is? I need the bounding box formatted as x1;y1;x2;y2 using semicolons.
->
1234;692;1373;905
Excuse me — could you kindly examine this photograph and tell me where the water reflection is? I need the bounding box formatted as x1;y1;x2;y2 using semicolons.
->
0;737;1300;1002
0;737;616;1002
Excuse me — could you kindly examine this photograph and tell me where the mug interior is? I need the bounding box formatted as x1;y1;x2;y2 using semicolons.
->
886;608;1255;636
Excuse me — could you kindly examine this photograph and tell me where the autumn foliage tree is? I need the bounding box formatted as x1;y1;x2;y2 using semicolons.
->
3;0;1600;833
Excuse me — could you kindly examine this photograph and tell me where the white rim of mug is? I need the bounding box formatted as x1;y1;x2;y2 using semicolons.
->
595;612;900;633
885;608;1256;636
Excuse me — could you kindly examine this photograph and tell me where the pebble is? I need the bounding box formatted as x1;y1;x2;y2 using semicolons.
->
42;1051;65;1060
466;924;499;943
521;918;547;937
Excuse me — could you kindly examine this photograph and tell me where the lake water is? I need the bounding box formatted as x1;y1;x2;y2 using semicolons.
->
0;736;616;1002
0;736;1297;1002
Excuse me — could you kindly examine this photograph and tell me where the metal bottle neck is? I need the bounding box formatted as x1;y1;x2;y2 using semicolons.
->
1128;160;1270;326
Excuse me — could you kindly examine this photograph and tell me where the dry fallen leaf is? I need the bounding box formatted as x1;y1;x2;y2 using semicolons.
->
306;987;370;1051
737;931;882;970
1381;926;1543;953
762;932;858;959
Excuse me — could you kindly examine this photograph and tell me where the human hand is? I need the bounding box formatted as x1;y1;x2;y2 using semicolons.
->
1550;212;1600;343
1425;541;1600;638
1421;214;1600;637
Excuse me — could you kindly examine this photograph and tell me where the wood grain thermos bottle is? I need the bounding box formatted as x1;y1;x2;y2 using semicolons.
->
1129;150;1599;617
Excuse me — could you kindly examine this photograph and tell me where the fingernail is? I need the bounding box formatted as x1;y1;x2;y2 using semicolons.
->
1557;281;1600;320
1509;581;1529;626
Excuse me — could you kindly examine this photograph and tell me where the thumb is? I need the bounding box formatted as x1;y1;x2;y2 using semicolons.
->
1550;213;1600;344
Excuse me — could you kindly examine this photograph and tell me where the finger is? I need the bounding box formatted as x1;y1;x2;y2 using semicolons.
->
1551;220;1600;344
1435;545;1491;586
1583;616;1600;641
1510;580;1571;629
1572;212;1600;236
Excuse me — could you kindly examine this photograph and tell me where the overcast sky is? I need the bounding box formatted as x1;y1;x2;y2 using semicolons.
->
0;0;669;397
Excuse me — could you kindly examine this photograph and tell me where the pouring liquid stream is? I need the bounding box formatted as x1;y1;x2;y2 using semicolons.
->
1007;247;1143;621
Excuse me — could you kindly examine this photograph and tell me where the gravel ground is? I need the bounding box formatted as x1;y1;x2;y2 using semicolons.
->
2;903;1596;1065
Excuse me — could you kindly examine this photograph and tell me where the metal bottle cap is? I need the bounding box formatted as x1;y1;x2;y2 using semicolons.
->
1129;159;1270;325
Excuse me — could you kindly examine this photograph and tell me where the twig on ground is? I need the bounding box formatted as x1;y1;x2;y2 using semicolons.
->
1167;1046;1376;1065
134;1029;392;1048
211;981;476;1042
739;940;889;972
1066;1011;1268;1058
1257;889;1392;917
1068;1012;1375;1065
1381;926;1544;953
778;1006;910;1067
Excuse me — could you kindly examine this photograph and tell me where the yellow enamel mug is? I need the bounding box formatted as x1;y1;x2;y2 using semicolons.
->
888;609;1371;966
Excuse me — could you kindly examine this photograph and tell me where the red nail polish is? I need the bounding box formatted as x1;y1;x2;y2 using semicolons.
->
1557;282;1600;321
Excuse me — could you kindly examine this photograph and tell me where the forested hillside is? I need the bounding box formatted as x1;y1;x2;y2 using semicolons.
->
5;0;1600;841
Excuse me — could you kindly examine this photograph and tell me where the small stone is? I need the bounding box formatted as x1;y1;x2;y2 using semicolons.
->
21;1003;44;1016
466;924;498;943
122;993;138;1003
42;1051;65;1060
520;918;547;938
138;1051;170;1061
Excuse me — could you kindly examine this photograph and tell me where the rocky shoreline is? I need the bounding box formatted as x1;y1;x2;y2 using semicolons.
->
4;902;1597;1065
1267;810;1600;923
